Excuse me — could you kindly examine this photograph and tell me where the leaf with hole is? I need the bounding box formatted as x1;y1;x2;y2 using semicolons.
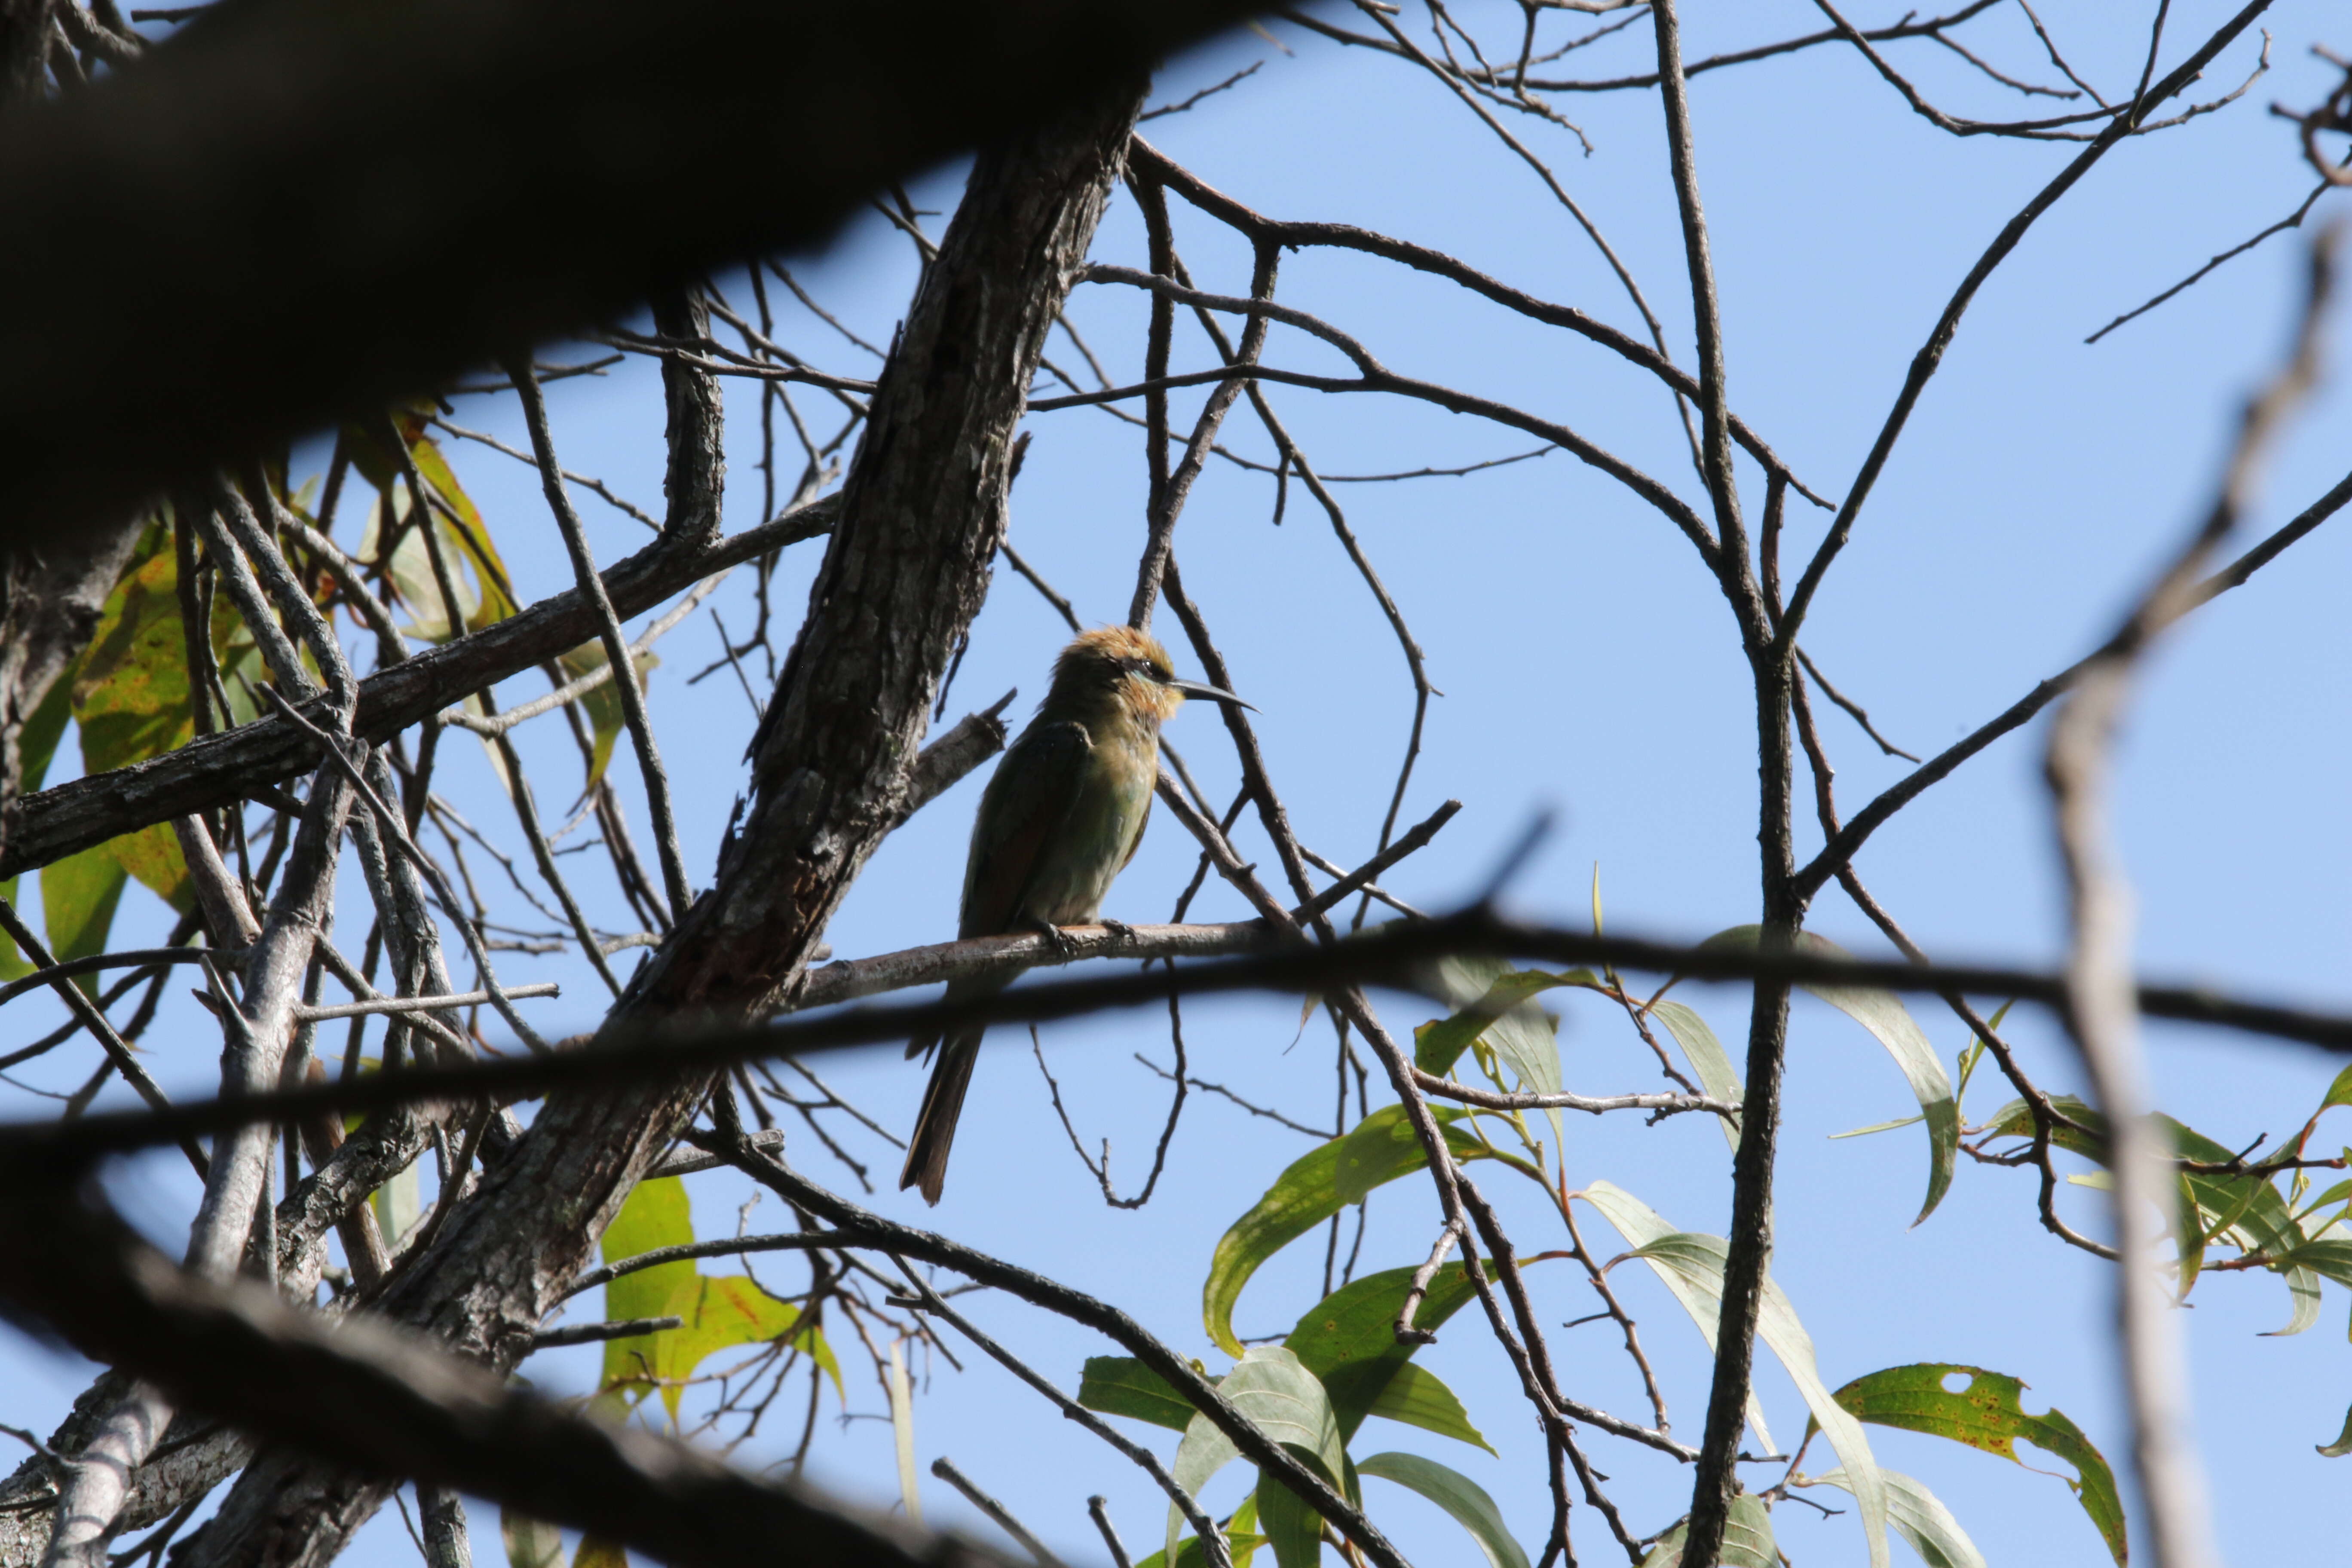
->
1824;1363;2123;1565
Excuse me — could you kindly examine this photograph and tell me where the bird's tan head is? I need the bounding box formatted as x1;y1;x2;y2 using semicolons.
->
1047;626;1250;726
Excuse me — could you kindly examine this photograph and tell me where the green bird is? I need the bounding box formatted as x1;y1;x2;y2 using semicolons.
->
899;625;1250;1204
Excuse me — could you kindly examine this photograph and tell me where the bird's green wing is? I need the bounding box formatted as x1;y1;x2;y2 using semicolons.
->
959;719;1093;939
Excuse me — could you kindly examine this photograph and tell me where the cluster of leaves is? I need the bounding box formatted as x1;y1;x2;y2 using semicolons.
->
1080;1261;1510;1568
0;415;640;982
1082;936;2130;1568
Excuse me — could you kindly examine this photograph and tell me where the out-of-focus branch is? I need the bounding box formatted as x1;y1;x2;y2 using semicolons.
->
0;0;1273;540
2043;228;2335;1568
34;909;2352;1173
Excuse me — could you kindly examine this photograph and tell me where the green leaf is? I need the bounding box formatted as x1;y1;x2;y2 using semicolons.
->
0;676;77;978
600;1176;697;1403
2318;1403;2352;1458
571;1541;625;1568
1581;1181;1888;1568
1415;958;1587;1160
596;1177;801;1420
2317;1063;2352;1118
1252;1458;1324;1568
74;529;194;775
1812;1467;1986;1568
553;641;658;790
15;662;74;799
1135;1505;1268;1568
61;530;197;921
1705;926;1956;1223
1638;1494;1775;1568
654;1276;802;1421
1204;1105;1505;1356
1078;1357;1196;1433
888;1338;920;1525
40;845;127;996
1167;1348;1345;1568
1576;1181;1771;1452
1824;1363;2124;1566
1649;1001;1742;1153
372;1152;423;1251
1280;1260;1482;1448
1412;958;1571;1083
1364;1363;1493;1455
1356;1451;1527;1568
409;432;521;625
1984;1096;2312;1316
499;1510;564;1568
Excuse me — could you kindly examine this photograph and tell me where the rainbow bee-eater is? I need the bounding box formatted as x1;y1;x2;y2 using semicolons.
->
899;625;1250;1203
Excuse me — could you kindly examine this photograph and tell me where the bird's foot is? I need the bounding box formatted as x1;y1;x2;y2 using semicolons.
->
1034;921;1081;960
1100;917;1139;945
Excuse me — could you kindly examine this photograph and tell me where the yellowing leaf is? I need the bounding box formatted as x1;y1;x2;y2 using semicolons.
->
69;529;194;913
597;1176;806;1420
499;1510;564;1568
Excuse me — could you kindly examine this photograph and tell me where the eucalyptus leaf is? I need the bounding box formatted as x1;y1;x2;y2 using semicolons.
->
1078;1356;1195;1433
2318;1402;2352;1458
1167;1348;1345;1567
1704;926;1955;1222
499;1510;564;1568
1649;1001;1741;1153
1283;1262;1482;1440
1812;1467;1986;1568
1413;958;1582;1156
1637;1494;1775;1568
1204;1106;1502;1356
1356;1451;1527;1568
1825;1363;2124;1566
1576;1181;1771;1452
1582;1182;1887;1568
1364;1362;1493;1455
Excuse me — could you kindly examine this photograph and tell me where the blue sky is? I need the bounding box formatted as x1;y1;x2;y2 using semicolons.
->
9;3;2352;1565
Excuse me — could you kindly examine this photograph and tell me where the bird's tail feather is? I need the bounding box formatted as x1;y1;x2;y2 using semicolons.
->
900;1029;982;1204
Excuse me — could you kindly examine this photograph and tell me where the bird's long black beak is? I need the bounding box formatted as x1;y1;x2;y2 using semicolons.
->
1167;677;1255;712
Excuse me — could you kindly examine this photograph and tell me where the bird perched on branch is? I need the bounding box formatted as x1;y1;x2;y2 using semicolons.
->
899;625;1250;1203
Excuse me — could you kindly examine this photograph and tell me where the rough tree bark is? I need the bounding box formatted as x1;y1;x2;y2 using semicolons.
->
163;81;1145;1568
